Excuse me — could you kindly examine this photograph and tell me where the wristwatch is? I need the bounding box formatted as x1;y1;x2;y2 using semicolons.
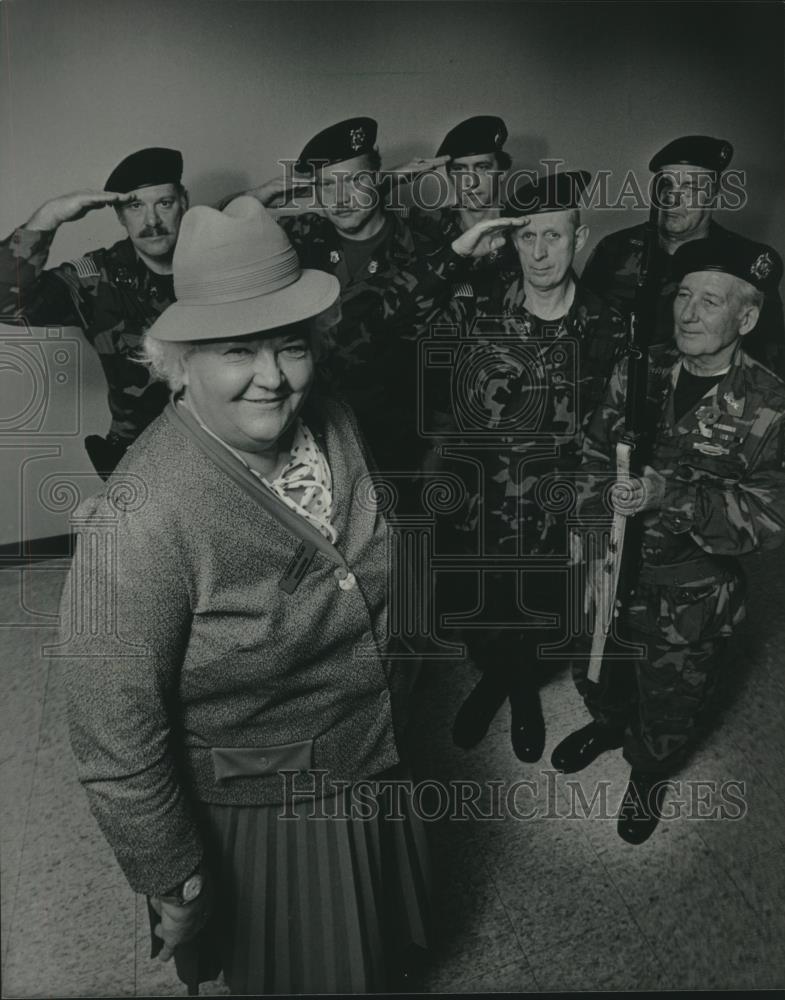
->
159;866;205;907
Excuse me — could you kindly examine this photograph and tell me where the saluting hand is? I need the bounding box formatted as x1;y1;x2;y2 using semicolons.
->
451;216;529;258
382;155;451;185
24;190;135;232
246;175;317;208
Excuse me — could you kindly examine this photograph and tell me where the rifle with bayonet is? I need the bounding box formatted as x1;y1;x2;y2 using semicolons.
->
586;200;660;682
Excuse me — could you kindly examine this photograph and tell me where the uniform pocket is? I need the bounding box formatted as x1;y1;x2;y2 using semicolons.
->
630;574;745;645
675;453;746;484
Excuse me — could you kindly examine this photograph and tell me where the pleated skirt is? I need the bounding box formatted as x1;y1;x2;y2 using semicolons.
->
197;772;431;995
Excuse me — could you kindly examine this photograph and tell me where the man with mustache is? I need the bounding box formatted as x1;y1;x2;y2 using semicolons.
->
582;135;785;377
237;117;520;477
0;147;188;477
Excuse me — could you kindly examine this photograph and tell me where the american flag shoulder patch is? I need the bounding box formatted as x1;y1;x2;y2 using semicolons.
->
68;255;101;280
452;281;474;299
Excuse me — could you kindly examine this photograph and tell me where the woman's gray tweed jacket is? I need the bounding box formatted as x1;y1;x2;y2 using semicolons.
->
60;394;412;896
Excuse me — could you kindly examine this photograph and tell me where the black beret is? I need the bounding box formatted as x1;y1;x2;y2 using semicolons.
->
436;116;508;159
505;169;591;216
649;135;733;174
294;117;378;175
672;237;783;296
104;147;183;193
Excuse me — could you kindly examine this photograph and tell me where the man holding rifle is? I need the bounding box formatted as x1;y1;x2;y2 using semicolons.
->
553;237;785;844
582;135;785;377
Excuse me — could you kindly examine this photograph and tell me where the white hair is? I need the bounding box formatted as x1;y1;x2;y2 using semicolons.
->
138;298;343;390
733;279;764;312
138;334;195;391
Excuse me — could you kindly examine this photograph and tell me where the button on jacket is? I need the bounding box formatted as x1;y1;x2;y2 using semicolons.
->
60;394;410;897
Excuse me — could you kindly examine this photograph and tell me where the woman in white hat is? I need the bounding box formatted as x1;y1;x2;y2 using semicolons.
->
59;198;429;994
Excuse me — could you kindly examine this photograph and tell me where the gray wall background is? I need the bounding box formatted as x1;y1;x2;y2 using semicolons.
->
1;0;783;544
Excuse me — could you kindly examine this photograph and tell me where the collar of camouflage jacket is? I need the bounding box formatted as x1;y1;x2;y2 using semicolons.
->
289;209;416;269
496;271;601;328
655;340;751;421
105;237;173;293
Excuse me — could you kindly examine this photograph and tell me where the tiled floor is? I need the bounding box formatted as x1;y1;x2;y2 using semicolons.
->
1;551;783;996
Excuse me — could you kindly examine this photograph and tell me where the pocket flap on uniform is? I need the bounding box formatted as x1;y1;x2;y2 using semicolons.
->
211;740;313;782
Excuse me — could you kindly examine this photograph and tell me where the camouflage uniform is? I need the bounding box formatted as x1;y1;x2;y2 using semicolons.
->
573;342;785;771
437;271;626;553
0;226;173;467
432;270;626;666
581;221;785;377
280;208;466;474
408;206;517;287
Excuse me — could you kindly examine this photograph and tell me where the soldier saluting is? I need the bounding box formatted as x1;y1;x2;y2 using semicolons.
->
414;116;512;236
0;147;188;477
436;115;511;233
555;238;785;844
582;135;785;377
235;116;521;475
438;170;626;763
409;116;516;292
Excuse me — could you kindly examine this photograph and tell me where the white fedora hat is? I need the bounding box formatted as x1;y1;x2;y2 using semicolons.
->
147;197;340;342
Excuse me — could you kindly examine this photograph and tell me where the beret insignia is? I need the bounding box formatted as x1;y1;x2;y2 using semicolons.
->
750;251;773;281
436;116;508;158
672;237;782;294
350;127;366;152
295;117;377;174
648;135;733;174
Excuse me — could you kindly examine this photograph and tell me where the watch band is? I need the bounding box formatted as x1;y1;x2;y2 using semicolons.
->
159;866;204;907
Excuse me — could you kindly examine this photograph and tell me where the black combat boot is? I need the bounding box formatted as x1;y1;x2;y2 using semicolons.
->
452;666;509;749
550;721;625;773
617;769;668;845
508;673;545;763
